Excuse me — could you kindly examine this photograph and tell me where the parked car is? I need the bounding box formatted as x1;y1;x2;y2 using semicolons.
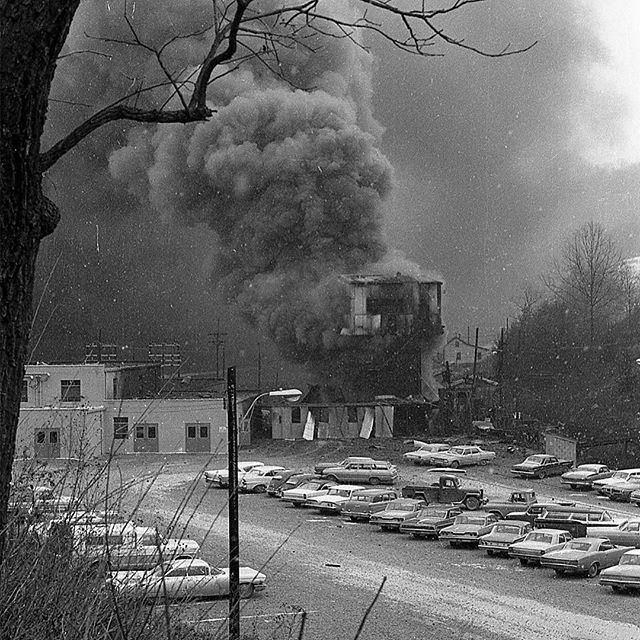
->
399;505;463;539
402;474;484;510
306;485;366;513
320;460;397;485
429;445;496;468
606;477;640;502
266;470;309;497
534;505;625;538
203;461;264;488
280;479;336;507
341;488;401;522
478;520;531;556
505;501;574;526
599;549;640;592
631;489;640;508
403;443;450;466
269;473;318;498
540;537;633;577
239;466;289;493
369;498;428;531
593;468;640;496
510;454;573;479
438;512;499;547
508;528;573;566
109;558;266;600
483;490;537;519
560;464;613;490
314;457;375;475
587;520;640;547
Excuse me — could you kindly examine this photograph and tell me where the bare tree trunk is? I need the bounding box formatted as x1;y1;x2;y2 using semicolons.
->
0;0;79;559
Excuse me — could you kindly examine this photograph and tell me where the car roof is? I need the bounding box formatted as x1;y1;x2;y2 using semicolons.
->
623;549;640;557
352;488;396;496
423;468;467;474
569;537;610;544
167;558;210;570
496;520;529;526
328;484;367;490
526;528;570;535
541;505;605;514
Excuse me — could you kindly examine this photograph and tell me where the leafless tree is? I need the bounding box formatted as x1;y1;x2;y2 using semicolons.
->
544;221;624;344
619;261;640;325
0;0;534;556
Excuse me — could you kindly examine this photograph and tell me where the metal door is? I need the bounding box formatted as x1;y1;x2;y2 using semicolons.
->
133;423;159;453
185;423;211;452
34;428;61;458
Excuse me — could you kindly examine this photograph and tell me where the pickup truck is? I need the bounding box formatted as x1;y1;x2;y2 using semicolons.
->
401;475;484;510
483;490;537;519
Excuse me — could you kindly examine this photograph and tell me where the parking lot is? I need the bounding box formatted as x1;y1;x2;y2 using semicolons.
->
112;440;640;640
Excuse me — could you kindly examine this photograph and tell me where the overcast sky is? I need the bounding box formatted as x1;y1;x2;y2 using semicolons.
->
33;0;640;383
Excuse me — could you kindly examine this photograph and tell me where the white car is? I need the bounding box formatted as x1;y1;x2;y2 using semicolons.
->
593;469;640;496
508;528;573;566
403;443;450;465
203;461;264;488
430;445;496;468
110;558;266;600
280;479;336;507
305;485;365;513
239;466;288;493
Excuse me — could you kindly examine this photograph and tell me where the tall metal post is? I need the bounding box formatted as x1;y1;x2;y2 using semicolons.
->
227;366;240;640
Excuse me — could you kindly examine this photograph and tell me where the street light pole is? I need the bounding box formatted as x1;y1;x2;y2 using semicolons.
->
226;379;303;640
227;366;240;640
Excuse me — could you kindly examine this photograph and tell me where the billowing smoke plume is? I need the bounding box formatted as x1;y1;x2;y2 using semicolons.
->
93;0;435;387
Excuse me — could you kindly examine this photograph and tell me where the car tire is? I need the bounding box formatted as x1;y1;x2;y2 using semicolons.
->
465;496;481;511
519;558;528;566
449;541;459;548
369;477;380;485
412;533;425;539
537;471;547;480
587;562;600;578
554;569;565;576
239;584;254;599
450;461;460;469
326;475;338;483
489;511;502;520
253;485;267;493
479;459;489;466
486;549;494;556
570;484;579;490
612;585;624;593
292;503;302;508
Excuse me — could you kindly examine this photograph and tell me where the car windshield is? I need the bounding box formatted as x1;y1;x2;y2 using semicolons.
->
526;532;553;543
455;515;485;525
448;447;465;455
385;500;416;511
421;509;448;518
327;488;353;497
566;541;592;551
620;554;640;566
524;455;545;464
494;524;522;534
297;482;322;491
612;472;630;480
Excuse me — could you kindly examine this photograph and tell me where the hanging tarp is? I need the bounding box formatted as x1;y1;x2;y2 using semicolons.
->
359;407;374;439
303;411;315;441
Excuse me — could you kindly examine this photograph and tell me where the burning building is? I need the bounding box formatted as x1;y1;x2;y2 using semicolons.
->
332;273;444;400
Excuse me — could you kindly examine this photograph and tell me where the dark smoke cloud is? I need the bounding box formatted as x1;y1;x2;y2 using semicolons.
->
32;0;639;384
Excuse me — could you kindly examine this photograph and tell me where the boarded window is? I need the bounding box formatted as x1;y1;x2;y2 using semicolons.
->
291;407;301;423
61;380;81;401
347;406;358;422
114;417;129;439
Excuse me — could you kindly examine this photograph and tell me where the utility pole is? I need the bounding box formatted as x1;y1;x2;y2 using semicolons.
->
227;366;240;640
209;319;227;380
257;342;261;389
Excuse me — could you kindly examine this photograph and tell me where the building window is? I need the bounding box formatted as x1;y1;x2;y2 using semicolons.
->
187;425;196;438
136;425;145;439
21;380;28;402
347;406;358;422
291;407;301;423
199;424;208;439
456;352;461;361
147;425;157;439
113;417;129;439
61;379;81;402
